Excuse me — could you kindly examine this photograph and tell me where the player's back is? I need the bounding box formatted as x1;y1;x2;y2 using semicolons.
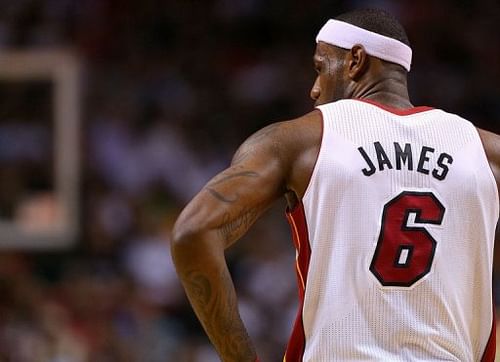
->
284;99;498;362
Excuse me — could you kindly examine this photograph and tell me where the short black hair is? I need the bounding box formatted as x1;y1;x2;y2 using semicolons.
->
335;9;410;47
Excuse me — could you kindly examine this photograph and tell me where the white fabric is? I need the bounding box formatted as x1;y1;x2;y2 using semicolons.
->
300;99;498;361
316;19;412;71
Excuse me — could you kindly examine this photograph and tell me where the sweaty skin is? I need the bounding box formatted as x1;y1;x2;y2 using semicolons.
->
171;41;500;361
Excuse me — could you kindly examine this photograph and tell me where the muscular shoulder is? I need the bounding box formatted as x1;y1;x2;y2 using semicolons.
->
232;110;323;198
477;128;500;187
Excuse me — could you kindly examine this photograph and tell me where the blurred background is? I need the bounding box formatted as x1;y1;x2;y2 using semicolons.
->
0;0;498;361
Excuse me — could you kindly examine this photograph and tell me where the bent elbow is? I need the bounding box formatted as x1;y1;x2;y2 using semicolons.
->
171;202;212;250
170;217;215;252
170;219;223;270
171;221;200;251
170;222;200;268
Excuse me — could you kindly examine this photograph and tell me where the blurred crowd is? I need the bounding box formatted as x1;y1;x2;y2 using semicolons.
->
0;0;499;361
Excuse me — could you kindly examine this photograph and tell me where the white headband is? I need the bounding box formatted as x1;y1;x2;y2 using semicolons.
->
316;19;412;71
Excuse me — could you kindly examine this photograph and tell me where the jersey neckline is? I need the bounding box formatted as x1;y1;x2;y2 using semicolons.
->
354;98;434;116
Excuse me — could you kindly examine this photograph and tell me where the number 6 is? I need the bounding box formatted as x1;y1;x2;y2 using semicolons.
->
370;191;445;287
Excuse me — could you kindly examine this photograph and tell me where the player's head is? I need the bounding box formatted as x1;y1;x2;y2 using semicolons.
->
311;9;411;106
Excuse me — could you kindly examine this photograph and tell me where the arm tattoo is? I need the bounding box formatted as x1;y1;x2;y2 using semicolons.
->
231;123;281;165
231;148;252;164
206;187;238;203
245;123;281;145
218;206;260;242
183;269;255;361
187;272;212;306
204;170;260;204
208;171;259;187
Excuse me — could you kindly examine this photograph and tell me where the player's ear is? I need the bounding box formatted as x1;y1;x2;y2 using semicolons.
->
347;44;369;81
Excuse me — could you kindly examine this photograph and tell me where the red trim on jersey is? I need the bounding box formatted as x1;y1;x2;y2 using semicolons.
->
481;304;496;362
355;98;434;115
302;109;324;200
284;202;312;362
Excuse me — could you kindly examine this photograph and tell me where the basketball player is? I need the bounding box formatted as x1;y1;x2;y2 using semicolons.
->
171;9;500;362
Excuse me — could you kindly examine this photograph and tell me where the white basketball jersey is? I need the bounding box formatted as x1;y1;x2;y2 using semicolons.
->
284;99;499;362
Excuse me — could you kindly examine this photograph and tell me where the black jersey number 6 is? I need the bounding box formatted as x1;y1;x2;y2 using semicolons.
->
369;191;445;287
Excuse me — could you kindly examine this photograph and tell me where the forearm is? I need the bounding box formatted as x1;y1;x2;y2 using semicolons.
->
171;232;257;362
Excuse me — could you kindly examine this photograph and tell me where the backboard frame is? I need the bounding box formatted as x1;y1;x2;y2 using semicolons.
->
0;50;80;249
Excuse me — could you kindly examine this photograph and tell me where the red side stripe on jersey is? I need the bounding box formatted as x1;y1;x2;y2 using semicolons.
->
284;202;312;362
481;303;496;362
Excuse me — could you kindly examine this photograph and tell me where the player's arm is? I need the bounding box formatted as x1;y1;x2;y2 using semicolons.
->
171;121;291;362
478;127;500;285
477;128;500;194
